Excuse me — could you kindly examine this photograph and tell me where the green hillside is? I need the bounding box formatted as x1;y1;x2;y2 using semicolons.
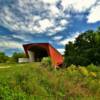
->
0;63;100;100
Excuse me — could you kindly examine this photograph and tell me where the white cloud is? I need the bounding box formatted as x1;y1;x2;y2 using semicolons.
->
53;36;62;40
87;4;100;23
0;41;22;49
60;32;80;45
42;0;57;4
53;26;65;32
57;48;65;54
60;38;73;45
0;0;100;54
49;5;60;16
0;0;98;35
12;34;25;40
38;19;54;32
0;0;69;34
61;0;96;12
60;0;100;23
60;19;68;26
0;35;23;50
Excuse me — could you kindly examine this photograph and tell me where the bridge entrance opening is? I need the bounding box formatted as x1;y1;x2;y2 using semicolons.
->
28;46;48;62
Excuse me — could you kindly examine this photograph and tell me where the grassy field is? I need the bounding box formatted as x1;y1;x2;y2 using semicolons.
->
0;63;100;100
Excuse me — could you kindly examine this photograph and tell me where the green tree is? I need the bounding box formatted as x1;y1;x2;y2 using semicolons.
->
0;52;8;63
64;27;100;66
11;52;26;63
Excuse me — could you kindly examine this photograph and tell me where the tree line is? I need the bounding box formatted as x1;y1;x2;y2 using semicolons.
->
0;52;26;63
64;27;100;66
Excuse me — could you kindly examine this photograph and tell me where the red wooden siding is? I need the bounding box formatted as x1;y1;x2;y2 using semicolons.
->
23;43;63;67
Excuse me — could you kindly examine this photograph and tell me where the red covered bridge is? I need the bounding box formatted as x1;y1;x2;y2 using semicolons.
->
23;43;63;67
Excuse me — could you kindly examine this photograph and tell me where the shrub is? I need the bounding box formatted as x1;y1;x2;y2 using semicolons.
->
78;66;89;77
66;65;82;79
41;57;52;69
67;64;77;71
87;64;98;72
89;72;97;78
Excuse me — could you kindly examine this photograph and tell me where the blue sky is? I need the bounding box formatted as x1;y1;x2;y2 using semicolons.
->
0;0;100;55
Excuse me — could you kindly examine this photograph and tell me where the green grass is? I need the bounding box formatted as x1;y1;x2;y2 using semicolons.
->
0;63;100;100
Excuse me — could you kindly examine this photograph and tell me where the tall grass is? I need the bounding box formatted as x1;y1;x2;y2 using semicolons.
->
0;63;100;100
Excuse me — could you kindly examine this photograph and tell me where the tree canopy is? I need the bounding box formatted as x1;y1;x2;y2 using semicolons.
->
0;52;26;63
64;27;100;66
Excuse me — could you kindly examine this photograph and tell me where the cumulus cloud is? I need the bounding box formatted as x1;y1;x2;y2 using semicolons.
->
42;0;57;4
0;35;23;50
56;32;84;54
60;19;68;26
0;40;22;49
0;0;98;35
87;4;100;23
12;34;26;40
57;48;65;54
53;36;62;40
0;0;69;34
60;32;80;45
0;0;100;54
38;19;54;32
61;0;96;12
